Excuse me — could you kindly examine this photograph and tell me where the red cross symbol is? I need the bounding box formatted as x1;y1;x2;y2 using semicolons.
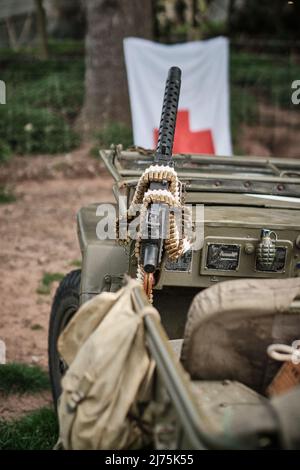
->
154;109;215;155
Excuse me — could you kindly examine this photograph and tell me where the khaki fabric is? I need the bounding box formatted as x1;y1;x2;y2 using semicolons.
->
57;279;158;450
181;278;300;393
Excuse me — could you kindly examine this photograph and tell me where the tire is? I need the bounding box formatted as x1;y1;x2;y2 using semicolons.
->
48;269;81;409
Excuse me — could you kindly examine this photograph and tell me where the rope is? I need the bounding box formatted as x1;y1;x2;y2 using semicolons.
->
267;343;300;363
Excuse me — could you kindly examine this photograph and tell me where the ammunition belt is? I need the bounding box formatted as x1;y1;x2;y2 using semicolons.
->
116;165;192;301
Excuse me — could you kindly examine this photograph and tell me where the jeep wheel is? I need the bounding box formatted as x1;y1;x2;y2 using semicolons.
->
48;269;81;409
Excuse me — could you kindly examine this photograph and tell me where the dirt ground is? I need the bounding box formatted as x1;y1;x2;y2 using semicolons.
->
0;145;113;369
0;145;115;419
0;391;53;421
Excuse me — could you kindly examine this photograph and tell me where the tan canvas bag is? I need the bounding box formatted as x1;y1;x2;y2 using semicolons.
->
57;279;157;450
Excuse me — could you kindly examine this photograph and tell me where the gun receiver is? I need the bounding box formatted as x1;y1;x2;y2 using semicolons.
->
141;67;182;274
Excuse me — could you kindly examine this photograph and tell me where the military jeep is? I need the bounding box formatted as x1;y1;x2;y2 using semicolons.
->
48;67;300;449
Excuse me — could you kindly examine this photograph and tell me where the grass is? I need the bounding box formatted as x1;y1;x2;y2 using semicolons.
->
91;122;133;157
30;323;44;331
15;69;84;121
0;363;50;394
0;140;12;163
0;186;16;204
0;43;84;157
0;106;80;156
0;39;84;62
70;259;82;268
37;272;64;295
0;363;55;450
0;407;58;450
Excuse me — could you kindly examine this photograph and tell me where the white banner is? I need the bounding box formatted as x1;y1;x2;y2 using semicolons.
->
124;37;232;156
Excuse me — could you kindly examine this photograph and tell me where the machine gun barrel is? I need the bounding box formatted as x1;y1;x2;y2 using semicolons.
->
141;67;182;275
155;66;181;164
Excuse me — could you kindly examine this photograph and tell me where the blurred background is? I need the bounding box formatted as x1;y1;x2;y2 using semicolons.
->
0;0;300;165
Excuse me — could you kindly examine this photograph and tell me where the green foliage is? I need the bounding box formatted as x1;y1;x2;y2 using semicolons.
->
171;23;189;42
229;50;300;148
231;87;258;145
0;408;58;450
70;259;82;268
0;106;80;155
0;140;12;163
0;48;84;155
0;363;50;394
91;122;133;157
230;51;300;109
201;20;228;39
0;40;84;60
0;186;15;204
30;324;44;331
16;73;84;120
229;0;300;40
1;44;84;84
48;39;85;57
37;272;65;295
42;272;65;287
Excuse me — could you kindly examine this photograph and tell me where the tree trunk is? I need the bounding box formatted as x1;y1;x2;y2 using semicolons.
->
82;0;153;132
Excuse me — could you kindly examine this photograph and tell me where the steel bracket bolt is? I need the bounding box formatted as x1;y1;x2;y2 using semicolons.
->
244;242;255;255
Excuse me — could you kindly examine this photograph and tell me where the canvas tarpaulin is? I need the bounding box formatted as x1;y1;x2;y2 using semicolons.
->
57;279;158;450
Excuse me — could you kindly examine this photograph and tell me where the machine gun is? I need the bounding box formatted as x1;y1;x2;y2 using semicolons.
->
139;67;184;297
141;67;181;273
115;66;190;300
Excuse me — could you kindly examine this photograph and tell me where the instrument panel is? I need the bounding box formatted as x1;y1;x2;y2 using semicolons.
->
156;228;300;290
200;236;293;277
